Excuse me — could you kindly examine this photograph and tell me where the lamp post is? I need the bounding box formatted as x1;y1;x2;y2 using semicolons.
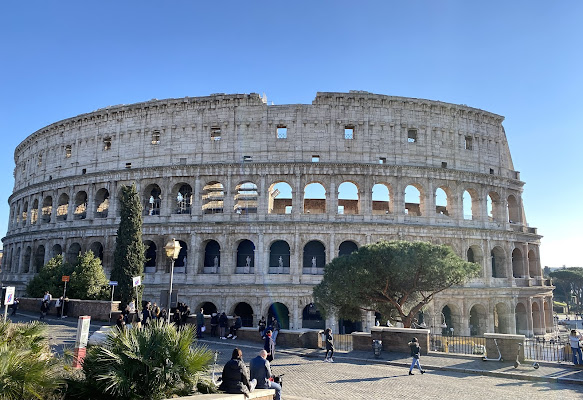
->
164;238;181;324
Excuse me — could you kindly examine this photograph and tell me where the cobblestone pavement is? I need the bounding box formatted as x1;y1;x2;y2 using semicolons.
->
6;313;582;399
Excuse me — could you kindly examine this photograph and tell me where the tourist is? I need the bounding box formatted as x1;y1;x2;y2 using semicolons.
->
43;291;52;302
40;299;50;320
142;303;152;326
228;314;242;339
159;308;168;323
55;296;63;317
218;348;256;396
181;306;191;327
219;312;229;339
10;297;19;316
408;337;425;375
271;317;281;344
250;349;282;400
324;327;334;362
258;316;267;339
264;330;275;362
196;308;205;338
210;312;219;337
116;314;126;330
152;303;160;320
569;329;583;365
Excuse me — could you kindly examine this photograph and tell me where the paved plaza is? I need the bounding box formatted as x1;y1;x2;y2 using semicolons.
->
6;312;583;399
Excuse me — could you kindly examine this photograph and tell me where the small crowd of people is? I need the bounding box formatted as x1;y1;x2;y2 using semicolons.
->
38;291;68;320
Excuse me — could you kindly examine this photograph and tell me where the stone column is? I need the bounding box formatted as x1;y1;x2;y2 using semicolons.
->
193;176;201;217
292;172;302;217
526;297;534;337
258;175;267;216
292;232;301;283
256;232;264;277
224;173;233;214
327;176;337;217
189;233;197;276
522;243;529;278
67;187;75;221
329;232;335;264
161;179;172;216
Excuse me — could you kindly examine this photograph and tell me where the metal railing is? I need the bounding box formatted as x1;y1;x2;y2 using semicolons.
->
524;337;572;362
321;334;353;352
430;334;486;356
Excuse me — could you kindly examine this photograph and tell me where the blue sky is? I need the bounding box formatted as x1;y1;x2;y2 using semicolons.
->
1;1;581;268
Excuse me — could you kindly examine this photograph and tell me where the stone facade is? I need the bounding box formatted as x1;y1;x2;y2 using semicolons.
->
1;91;553;336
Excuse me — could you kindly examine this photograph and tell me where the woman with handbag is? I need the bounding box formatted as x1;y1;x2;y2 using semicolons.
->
408;337;425;375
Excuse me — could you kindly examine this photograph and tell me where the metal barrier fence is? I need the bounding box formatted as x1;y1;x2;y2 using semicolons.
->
430;334;486;356
321;334;353;352
524;337;572;362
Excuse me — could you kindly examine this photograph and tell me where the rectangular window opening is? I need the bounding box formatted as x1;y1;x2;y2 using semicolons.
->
211;127;221;141
82;168;87;175
65;145;72;158
379;157;386;165
38;154;43;166
243;155;252;162
180;158;187;165
311;155;320;162
276;125;287;139
151;131;161;145
465;136;473;150
104;137;112;150
125;162;132;168
442;162;447;168
489;168;495;175
285;205;292;214
407;129;417;143
344;125;354;140
338;205;345;214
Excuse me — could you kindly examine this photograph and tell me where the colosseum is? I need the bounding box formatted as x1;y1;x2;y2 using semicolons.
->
1;91;553;337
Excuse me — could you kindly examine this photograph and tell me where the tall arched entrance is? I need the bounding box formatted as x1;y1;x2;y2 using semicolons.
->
268;302;290;330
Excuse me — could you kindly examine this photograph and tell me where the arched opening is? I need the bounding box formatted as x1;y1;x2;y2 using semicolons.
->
22;201;28;225
372;183;390;214
174;240;188;272
467;245;484;277
234;181;258;214
487;191;500;221
66;243;81;264
268;302;290;330
303;182;326;214
144;240;157;273
89;242;104;262
15;204;20;226
303;240;325;274
507;195;520;223
269;240;290;274
23;246;31;273
515;303;528;335
338;182;359;215
435;187;449;216
144;184;162;216
236;240;255;273
42;196;53;223
268;182;292;214
173;183;193;214
30;199;39;225
34;245;45;273
467;248;475;263
95;188;109;218
14;247;21;273
234;302;254;327
441;305;457;336
203;240;220;273
202;181;224;214
512;248;523;278
338;241;358;257
52;244;62;258
200;302;217;315
302;303;325;329
57;193;69;221
532;302;543;335
494;303;510;334
404;184;422;216
74;191;88;220
491;246;507;278
463;190;478;220
469;304;487;336
528;250;538;278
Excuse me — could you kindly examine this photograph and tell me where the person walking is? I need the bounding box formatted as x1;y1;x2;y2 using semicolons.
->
55;296;63;317
264;330;276;362
210;312;219;337
324;328;334;362
258;316;267;339
250;349;282;400
408;337;425;375
10;298;19;316
219;312;229;339
218;348;257;396
196;308;205;338
569;329;583;365
40;299;50;320
271;317;281;344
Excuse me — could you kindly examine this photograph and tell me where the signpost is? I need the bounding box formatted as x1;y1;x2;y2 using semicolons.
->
61;276;70;319
72;315;91;368
2;286;15;322
108;281;118;323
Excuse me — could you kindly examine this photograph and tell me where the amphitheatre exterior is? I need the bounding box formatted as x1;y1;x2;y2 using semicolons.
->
1;91;553;336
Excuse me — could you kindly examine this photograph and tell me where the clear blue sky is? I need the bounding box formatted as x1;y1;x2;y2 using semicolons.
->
1;1;581;268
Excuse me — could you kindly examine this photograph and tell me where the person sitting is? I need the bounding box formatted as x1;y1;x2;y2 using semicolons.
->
116;314;126;330
227;314;242;339
219;348;256;396
250;349;282;400
264;330;275;362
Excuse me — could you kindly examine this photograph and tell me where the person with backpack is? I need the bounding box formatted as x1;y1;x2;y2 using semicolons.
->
324;327;334;362
219;312;229;339
408;337;425;375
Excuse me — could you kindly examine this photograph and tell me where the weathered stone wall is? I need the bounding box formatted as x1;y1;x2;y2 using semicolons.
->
17;297;120;321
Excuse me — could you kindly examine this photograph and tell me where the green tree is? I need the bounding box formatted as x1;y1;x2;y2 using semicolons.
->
549;267;583;313
313;240;481;328
68;251;110;300
67;321;214;400
26;255;73;298
110;183;146;308
0;321;64;400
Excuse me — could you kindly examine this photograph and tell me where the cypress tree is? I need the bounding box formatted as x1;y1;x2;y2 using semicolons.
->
110;183;146;308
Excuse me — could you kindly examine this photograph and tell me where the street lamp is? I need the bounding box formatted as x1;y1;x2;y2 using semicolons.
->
164;238;181;324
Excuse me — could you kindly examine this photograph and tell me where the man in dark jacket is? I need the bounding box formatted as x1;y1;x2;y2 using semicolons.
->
228;314;242;339
219;348;256;396
196;308;205;338
250;349;282;400
219;312;229;339
263;330;275;362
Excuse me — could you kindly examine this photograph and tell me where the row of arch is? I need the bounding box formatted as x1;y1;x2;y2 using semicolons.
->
9;180;523;228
